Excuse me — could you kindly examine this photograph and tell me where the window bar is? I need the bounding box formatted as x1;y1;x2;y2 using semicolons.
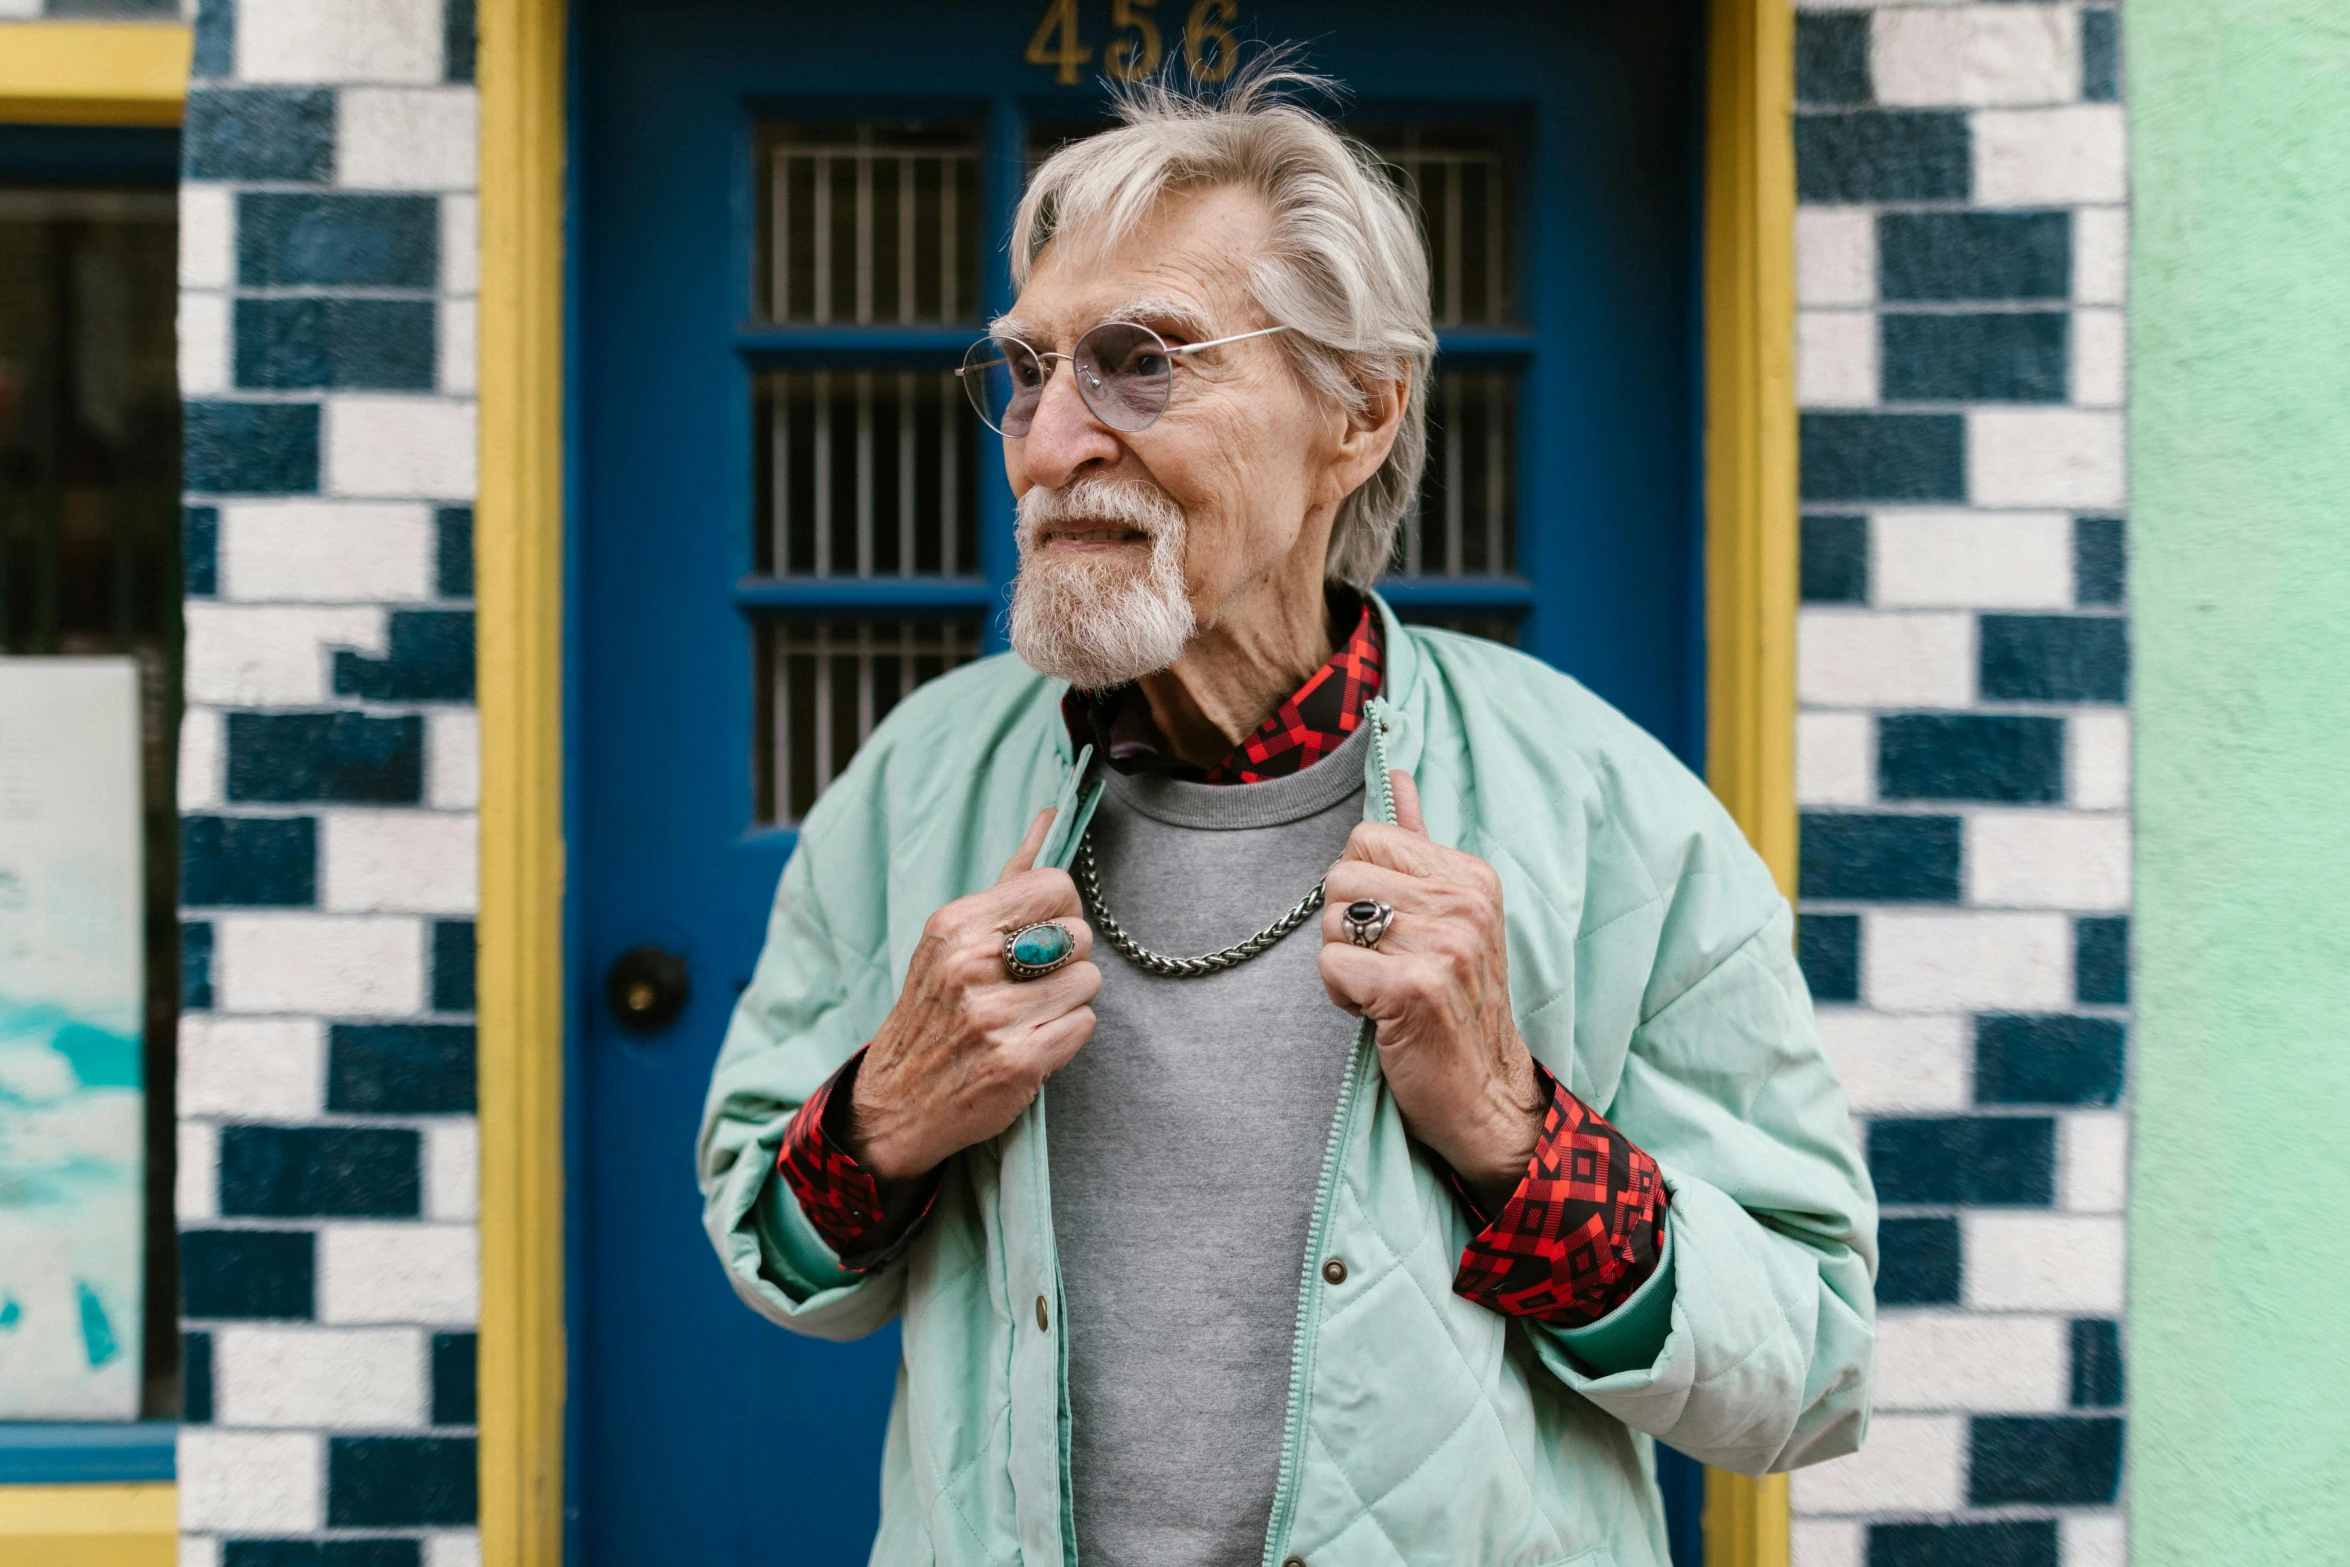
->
770;379;791;571
897;372;917;575
939;157;958;321
940;374;959;576
854;130;874;326
812;371;833;575
1483;156;1505;323
1443;160;1464;328
854;372;875;577
811;626;834;798
812;151;833;324
897;155;917;323
1443;379;1465;577
770;151;791;319
1485;379;1507;572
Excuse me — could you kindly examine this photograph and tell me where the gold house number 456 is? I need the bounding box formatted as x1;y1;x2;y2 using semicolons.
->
1026;0;1241;86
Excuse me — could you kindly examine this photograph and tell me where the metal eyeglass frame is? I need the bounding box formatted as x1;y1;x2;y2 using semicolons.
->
957;321;1296;436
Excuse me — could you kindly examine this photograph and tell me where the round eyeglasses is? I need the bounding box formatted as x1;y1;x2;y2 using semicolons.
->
957;321;1294;437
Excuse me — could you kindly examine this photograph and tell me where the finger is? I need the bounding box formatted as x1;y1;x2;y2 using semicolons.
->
1389;769;1427;835
995;808;1057;885
996;954;1101;1019
983;865;1085;929
1319;942;1434;1019
1025;1005;1098;1076
1339;819;1453;877
1322;860;1460;921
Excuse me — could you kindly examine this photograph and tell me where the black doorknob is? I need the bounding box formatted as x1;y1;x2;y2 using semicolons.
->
605;946;691;1033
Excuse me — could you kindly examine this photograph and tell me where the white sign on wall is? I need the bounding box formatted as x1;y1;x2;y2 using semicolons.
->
0;658;145;1419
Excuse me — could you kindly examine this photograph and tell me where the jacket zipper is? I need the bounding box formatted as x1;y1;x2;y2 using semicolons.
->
1257;699;1399;1567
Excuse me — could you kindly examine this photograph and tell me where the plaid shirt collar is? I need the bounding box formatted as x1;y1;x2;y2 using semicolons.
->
1060;589;1384;785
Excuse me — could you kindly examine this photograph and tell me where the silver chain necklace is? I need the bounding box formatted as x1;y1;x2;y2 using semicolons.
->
1074;830;1324;979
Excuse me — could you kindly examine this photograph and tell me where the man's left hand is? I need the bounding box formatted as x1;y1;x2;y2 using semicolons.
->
1319;770;1548;1211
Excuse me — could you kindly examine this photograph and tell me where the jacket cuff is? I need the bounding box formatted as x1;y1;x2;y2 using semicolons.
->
775;1047;939;1273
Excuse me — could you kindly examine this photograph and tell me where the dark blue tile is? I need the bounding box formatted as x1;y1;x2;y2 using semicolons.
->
446;0;477;82
236;298;436;392
334;611;476;702
1877;714;2064;803
1869;1115;2055;1205
329;1024;477;1115
1799;813;1961;902
1878;212;2071;302
219;1127;421;1219
1980;614;2129;703
2075;515;2126;604
1800;514;1868;603
191;0;235;79
182;1330;214;1422
182;920;215;1010
432;920;476;1012
2083;8;2121;102
1798;914;1860;1003
183;87;334;182
436;506;474;598
185;401;320;496
432;1332;477;1425
184;506;219;597
1795;13;1871;105
328;1436;479;1527
1796;111;1970;202
1976;1014;2126;1106
1800;413;1966;503
1875;1216;1960;1305
2071;1318;2125;1406
1869;1521;2056;1567
1970;1415;2124;1505
2076;915;2130;1004
49;0;179;13
238;193;438;289
180;1229;313;1320
1883;312;2068;403
181;815;316;907
225;1544;420;1567
226;712;424;804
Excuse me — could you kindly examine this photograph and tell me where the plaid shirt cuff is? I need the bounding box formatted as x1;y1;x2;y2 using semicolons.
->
776;1048;939;1274
1450;1064;1669;1327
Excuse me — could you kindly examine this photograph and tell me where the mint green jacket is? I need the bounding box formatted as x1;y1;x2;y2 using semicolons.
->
698;597;1876;1567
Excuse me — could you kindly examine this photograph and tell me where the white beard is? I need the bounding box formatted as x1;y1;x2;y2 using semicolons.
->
1008;477;1196;690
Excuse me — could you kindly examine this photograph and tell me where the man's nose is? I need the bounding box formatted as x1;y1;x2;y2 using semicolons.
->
1012;362;1121;489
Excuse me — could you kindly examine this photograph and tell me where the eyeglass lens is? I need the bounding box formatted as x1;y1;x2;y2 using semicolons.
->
961;322;1176;437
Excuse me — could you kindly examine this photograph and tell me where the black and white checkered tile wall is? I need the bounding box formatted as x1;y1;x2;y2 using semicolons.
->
1789;4;2129;1566
172;0;483;1561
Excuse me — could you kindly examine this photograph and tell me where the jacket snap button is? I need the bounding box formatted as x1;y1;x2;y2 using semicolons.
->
1283;1556;1306;1567
1321;1257;1347;1286
1035;1295;1050;1331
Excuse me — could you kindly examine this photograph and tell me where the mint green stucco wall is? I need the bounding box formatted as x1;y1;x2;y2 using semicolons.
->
2131;3;2350;1558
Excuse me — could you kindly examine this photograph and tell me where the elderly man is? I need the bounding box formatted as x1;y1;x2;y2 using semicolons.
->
700;71;1875;1567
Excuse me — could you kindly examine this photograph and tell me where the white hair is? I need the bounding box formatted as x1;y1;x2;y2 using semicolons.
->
1009;477;1195;689
1010;60;1435;587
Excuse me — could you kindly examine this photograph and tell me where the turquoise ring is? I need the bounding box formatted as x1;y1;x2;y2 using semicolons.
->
1003;921;1077;981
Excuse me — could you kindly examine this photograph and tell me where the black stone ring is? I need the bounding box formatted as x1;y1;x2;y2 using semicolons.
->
1341;899;1396;949
1004;921;1077;981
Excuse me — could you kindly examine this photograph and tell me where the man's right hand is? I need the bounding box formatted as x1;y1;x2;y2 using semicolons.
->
845;808;1101;1183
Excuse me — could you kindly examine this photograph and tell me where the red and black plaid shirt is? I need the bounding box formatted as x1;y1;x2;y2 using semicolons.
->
779;596;1669;1328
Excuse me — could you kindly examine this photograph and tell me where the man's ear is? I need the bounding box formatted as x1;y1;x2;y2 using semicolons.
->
1326;371;1409;499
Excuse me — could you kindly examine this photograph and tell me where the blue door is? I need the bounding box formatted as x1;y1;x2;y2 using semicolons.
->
571;1;1708;1559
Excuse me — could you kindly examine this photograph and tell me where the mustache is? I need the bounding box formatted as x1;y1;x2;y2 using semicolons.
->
1016;477;1186;546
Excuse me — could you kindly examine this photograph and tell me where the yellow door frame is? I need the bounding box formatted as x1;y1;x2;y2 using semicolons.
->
0;23;191;1567
471;0;1799;1561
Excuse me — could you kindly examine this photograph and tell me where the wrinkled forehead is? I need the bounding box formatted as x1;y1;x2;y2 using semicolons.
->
998;183;1270;345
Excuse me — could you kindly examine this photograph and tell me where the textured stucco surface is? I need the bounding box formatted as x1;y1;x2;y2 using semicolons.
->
2129;2;2350;1559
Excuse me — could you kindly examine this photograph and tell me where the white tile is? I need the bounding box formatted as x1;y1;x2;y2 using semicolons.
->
323;811;479;914
1816;1011;1968;1112
1873;1310;2068;1410
179;184;234;291
215;915;427;1017
0;0;44;17
1865;911;2072;1012
1790;1520;1862;1567
1967;1212;2126;1311
180;1538;223;1567
214;1326;428;1428
426;1120;480;1221
1798;311;1878;407
439;297;479;396
1798;610;1973;708
176;1429;323;1533
326;397;480;499
182;603;387;705
1797;712;1873;806
1873;8;2079;107
1788;1414;1964;1513
442;195;480;296
1969;409;2127;509
237;0;444;84
425;1533;485;1567
1968;811;2132;909
1873;510;2072;609
177;1121;218;1221
338;87;480;190
1975;105;2130;206
221;501;436;603
2063;1111;2132;1213
1796;209;1874;307
178;1016;326;1118
429;711;481;809
2070;710;2131;809
179;291;229;397
2075;207;2129;306
319;1222;480;1324
2064;1513;2129;1567
180;706;224;810
2074;306;2127;408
